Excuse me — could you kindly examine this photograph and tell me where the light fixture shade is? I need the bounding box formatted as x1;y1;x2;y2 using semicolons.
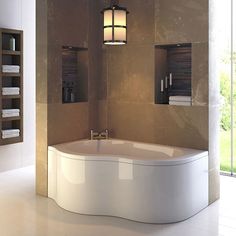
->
102;5;129;45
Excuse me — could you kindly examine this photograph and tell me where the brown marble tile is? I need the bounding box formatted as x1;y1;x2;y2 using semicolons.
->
192;42;209;106
48;103;89;145
36;160;48;197
107;45;155;103
36;0;48;104
36;104;48;158
48;0;89;47
98;100;108;131
47;44;62;104
120;0;155;45
209;168;220;204
89;100;99;131
36;103;48;196
209;105;220;170
108;101;208;150
88;0;103;101
99;48;108;100
154;0;208;44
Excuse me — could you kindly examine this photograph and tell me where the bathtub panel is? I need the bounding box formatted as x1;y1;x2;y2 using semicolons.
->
48;143;208;223
48;150;57;199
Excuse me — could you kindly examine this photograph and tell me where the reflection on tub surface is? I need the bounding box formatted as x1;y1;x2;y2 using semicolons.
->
61;157;85;184
119;159;133;180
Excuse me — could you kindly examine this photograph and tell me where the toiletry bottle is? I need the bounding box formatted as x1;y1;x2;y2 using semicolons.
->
70;82;75;102
71;92;75;103
62;87;66;103
9;36;16;51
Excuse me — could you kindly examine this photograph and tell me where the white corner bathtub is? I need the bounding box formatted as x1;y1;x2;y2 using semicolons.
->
48;139;208;223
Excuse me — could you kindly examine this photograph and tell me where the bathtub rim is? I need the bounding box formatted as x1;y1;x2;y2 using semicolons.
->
48;139;208;167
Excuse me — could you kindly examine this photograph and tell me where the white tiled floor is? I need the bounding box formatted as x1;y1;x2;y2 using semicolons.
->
0;166;236;236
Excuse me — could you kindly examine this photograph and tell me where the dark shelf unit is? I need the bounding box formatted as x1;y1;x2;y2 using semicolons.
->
0;28;23;145
62;46;88;104
2;50;21;56
155;43;192;104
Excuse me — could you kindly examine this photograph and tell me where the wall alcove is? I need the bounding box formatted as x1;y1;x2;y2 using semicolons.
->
62;46;88;104
155;43;192;104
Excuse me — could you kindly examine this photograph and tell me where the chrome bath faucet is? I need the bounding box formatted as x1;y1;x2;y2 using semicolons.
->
90;129;109;140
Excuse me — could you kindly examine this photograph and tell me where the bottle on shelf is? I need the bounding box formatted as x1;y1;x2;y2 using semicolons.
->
9;36;16;51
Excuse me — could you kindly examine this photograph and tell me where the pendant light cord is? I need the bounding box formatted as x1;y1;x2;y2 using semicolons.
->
110;0;119;7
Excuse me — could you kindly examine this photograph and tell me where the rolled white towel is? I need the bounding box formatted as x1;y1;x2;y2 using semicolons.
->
169;101;192;106
169;96;192;102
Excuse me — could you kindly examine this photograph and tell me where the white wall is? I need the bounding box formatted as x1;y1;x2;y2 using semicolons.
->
0;0;35;171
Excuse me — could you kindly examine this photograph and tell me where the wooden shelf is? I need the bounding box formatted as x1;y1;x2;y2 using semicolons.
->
2;117;21;122
1;28;21;34
2;95;21;99
0;73;21;77
0;28;23;145
2;50;21;55
0;136;22;146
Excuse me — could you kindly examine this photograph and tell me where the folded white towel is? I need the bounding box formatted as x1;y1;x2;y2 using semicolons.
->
2;87;20;95
2;133;20;139
169;96;192;102
2;109;20;114
2;69;20;73
2;65;20;73
2;92;20;96
2;113;20;118
2;129;20;135
2;87;20;91
169;101;192;106
2;65;20;69
2;92;20;95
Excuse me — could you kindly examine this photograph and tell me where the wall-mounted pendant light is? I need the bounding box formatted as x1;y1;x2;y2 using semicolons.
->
101;0;129;45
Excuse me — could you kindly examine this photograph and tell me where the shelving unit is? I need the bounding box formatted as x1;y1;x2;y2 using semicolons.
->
62;46;88;103
0;28;23;145
155;43;192;105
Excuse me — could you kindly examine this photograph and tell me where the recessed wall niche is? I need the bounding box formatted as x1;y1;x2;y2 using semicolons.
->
62;46;88;103
155;43;192;104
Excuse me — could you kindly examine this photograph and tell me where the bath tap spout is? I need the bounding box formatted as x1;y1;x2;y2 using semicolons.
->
90;129;109;140
100;129;109;139
90;130;99;140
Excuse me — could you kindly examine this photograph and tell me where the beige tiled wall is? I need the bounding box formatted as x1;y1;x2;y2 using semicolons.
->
36;0;48;196
103;0;209;149
100;0;219;204
48;103;89;145
36;0;103;196
108;102;208;149
154;0;208;43
37;0;219;204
